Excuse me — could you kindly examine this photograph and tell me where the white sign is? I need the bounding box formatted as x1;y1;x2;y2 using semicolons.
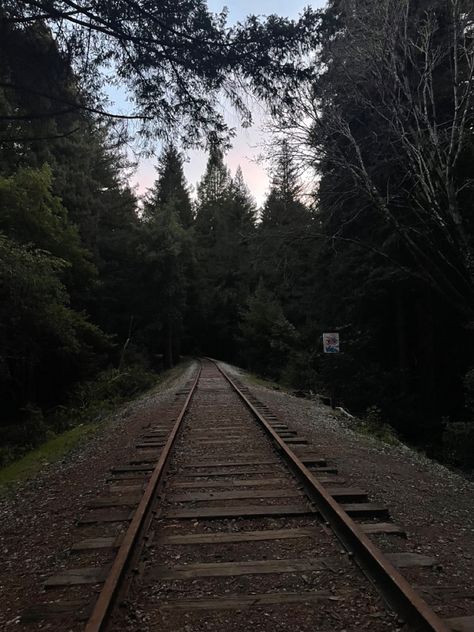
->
323;333;340;353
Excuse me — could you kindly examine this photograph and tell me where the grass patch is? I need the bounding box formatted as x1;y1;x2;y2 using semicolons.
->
0;422;99;494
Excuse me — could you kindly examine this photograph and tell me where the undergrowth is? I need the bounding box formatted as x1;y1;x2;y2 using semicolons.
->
245;371;284;391
242;365;474;474
442;420;474;470
0;361;191;483
352;406;401;446
0;364;157;468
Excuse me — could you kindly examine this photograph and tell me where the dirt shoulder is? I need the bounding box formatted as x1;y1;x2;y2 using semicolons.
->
221;362;474;620
0;360;197;629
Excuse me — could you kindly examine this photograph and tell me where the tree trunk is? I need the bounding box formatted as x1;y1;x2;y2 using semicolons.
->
164;314;174;369
396;288;408;397
416;287;436;419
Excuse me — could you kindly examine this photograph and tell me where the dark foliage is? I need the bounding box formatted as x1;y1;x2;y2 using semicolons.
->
1;0;474;474
1;1;320;146
264;0;474;467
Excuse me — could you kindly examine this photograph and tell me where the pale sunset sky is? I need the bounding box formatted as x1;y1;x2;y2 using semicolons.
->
120;1;327;206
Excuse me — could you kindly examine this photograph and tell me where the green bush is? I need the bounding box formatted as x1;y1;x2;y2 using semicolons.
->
74;366;155;406
0;365;157;466
355;406;400;445
239;283;298;379
53;365;157;428
463;368;474;411
442;421;474;469
280;350;321;392
0;405;51;466
0;405;49;446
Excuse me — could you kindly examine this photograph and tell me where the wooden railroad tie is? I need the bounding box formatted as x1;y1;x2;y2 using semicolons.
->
158;591;347;610
169;477;293;489
175;468;284;477
164;501;389;520
182;459;281;468
44;551;431;588
151;552;436;582
167;488;303;502
157;527;321;545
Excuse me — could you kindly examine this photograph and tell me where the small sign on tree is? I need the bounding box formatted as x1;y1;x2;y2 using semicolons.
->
323;332;340;353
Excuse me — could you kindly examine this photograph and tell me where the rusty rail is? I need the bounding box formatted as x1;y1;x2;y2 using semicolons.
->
213;360;450;632
84;363;202;632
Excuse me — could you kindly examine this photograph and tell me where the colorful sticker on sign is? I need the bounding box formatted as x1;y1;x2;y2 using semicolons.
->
323;333;340;353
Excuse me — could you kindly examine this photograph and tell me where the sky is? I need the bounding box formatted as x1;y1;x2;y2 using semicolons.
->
125;1;327;207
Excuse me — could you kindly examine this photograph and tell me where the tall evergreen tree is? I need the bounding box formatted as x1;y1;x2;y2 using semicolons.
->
140;146;195;368
194;151;256;357
195;144;233;239
260;140;306;227
143;146;193;228
257;141;313;327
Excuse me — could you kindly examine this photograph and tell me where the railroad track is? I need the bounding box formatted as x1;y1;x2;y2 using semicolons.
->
23;359;473;631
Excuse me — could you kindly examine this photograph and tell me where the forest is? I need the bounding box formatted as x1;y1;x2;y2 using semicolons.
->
1;0;474;471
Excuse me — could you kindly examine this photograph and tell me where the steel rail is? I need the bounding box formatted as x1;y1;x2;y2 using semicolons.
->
84;362;202;632
213;360;450;632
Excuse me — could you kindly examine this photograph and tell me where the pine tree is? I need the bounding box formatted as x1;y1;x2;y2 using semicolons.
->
143;145;193;228
265;0;474;444
231;166;257;231
260;140;304;227
195;144;232;242
194;152;256;357
256;141;312;327
140;147;194;368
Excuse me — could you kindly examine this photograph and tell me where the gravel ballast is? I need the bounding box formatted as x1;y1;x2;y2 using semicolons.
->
221;362;474;622
0;361;197;631
1;358;473;630
112;360;397;632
